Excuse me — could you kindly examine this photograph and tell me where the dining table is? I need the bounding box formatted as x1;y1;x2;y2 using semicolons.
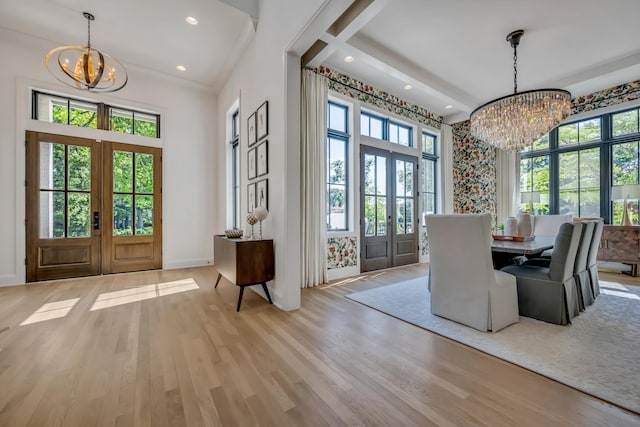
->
491;235;556;269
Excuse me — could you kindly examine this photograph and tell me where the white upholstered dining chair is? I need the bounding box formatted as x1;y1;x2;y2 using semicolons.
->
425;213;519;332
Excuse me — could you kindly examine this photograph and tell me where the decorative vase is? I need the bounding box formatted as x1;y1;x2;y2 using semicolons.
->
517;211;533;236
504;217;518;236
246;213;258;239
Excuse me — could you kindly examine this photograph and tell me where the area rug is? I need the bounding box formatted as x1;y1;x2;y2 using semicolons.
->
346;278;640;414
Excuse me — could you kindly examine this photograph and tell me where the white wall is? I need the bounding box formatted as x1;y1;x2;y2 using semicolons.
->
0;29;217;285
216;0;326;310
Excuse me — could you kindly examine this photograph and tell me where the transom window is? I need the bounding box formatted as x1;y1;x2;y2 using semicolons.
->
360;111;413;147
33;90;160;138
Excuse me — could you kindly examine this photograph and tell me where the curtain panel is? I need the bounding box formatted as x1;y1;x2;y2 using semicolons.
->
300;69;328;288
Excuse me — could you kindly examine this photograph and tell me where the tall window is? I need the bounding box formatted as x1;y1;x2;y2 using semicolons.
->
421;132;438;218
520;106;640;223
327;102;349;231
230;110;240;228
361;111;413;147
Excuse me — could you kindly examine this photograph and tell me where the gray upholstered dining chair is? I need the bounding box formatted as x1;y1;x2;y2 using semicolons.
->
587;220;604;299
426;213;519;332
574;221;595;310
502;222;583;325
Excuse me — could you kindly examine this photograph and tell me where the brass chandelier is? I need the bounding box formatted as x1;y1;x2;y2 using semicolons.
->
45;12;128;92
470;30;571;152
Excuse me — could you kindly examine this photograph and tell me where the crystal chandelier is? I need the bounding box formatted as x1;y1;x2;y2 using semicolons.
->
45;12;128;92
470;30;571;151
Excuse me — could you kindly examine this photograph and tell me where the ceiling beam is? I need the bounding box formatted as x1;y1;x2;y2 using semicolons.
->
346;33;481;113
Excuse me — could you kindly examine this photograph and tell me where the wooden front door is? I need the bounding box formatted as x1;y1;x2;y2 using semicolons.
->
102;142;162;274
26;132;162;282
26;132;102;282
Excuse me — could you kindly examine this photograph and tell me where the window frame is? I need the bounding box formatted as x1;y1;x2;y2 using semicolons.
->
230;110;240;228
520;106;640;223
421;131;439;221
327;101;350;232
360;110;413;147
32;90;161;138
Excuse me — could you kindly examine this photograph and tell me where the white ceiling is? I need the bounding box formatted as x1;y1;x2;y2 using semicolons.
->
1;0;639;122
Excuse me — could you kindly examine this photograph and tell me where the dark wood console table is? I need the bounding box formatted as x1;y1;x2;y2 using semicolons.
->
213;235;274;311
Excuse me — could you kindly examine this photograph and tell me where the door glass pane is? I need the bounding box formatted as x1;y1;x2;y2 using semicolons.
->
135;195;154;235
396;198;405;234
396;160;405;197
363;154;375;194
39;191;65;238
364;195;375;236
68;145;91;191
39;142;65;190
376;197;386;236
113;150;133;192
135;153;154;193
68;192;91;237
406;199;413;233
113;194;133;236
376;156;386;195
405;163;413;196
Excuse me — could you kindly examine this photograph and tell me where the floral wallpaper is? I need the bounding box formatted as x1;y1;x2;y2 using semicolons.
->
421;229;429;256
320;70;639;267
327;237;357;270
571;80;640;115
451;120;497;224
314;66;443;129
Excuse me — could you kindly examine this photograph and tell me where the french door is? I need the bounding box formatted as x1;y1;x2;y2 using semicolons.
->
25;131;162;282
360;146;419;272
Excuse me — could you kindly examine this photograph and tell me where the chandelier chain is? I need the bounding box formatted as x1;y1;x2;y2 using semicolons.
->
87;16;91;49
513;45;518;94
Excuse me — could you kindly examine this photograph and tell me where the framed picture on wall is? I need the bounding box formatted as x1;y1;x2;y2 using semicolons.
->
257;179;268;210
256;140;268;177
248;182;256;213
256;101;268;140
248;148;257;180
248;112;257;146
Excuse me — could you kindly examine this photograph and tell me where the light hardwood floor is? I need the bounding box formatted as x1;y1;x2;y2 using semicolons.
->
0;265;639;427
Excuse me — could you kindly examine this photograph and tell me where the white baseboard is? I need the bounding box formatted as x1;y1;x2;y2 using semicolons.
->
327;265;360;281
164;258;213;270
0;274;21;287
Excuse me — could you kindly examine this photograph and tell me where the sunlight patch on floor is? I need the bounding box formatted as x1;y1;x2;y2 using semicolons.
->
20;298;80;326
601;288;640;300
90;278;200;311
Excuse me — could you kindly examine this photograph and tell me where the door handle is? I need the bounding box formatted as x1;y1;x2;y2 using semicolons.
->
93;211;100;230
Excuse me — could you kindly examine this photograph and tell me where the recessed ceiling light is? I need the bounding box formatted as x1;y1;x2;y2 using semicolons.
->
344;56;354;63
176;65;186;71
445;105;453;109
186;16;198;25
404;84;412;90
